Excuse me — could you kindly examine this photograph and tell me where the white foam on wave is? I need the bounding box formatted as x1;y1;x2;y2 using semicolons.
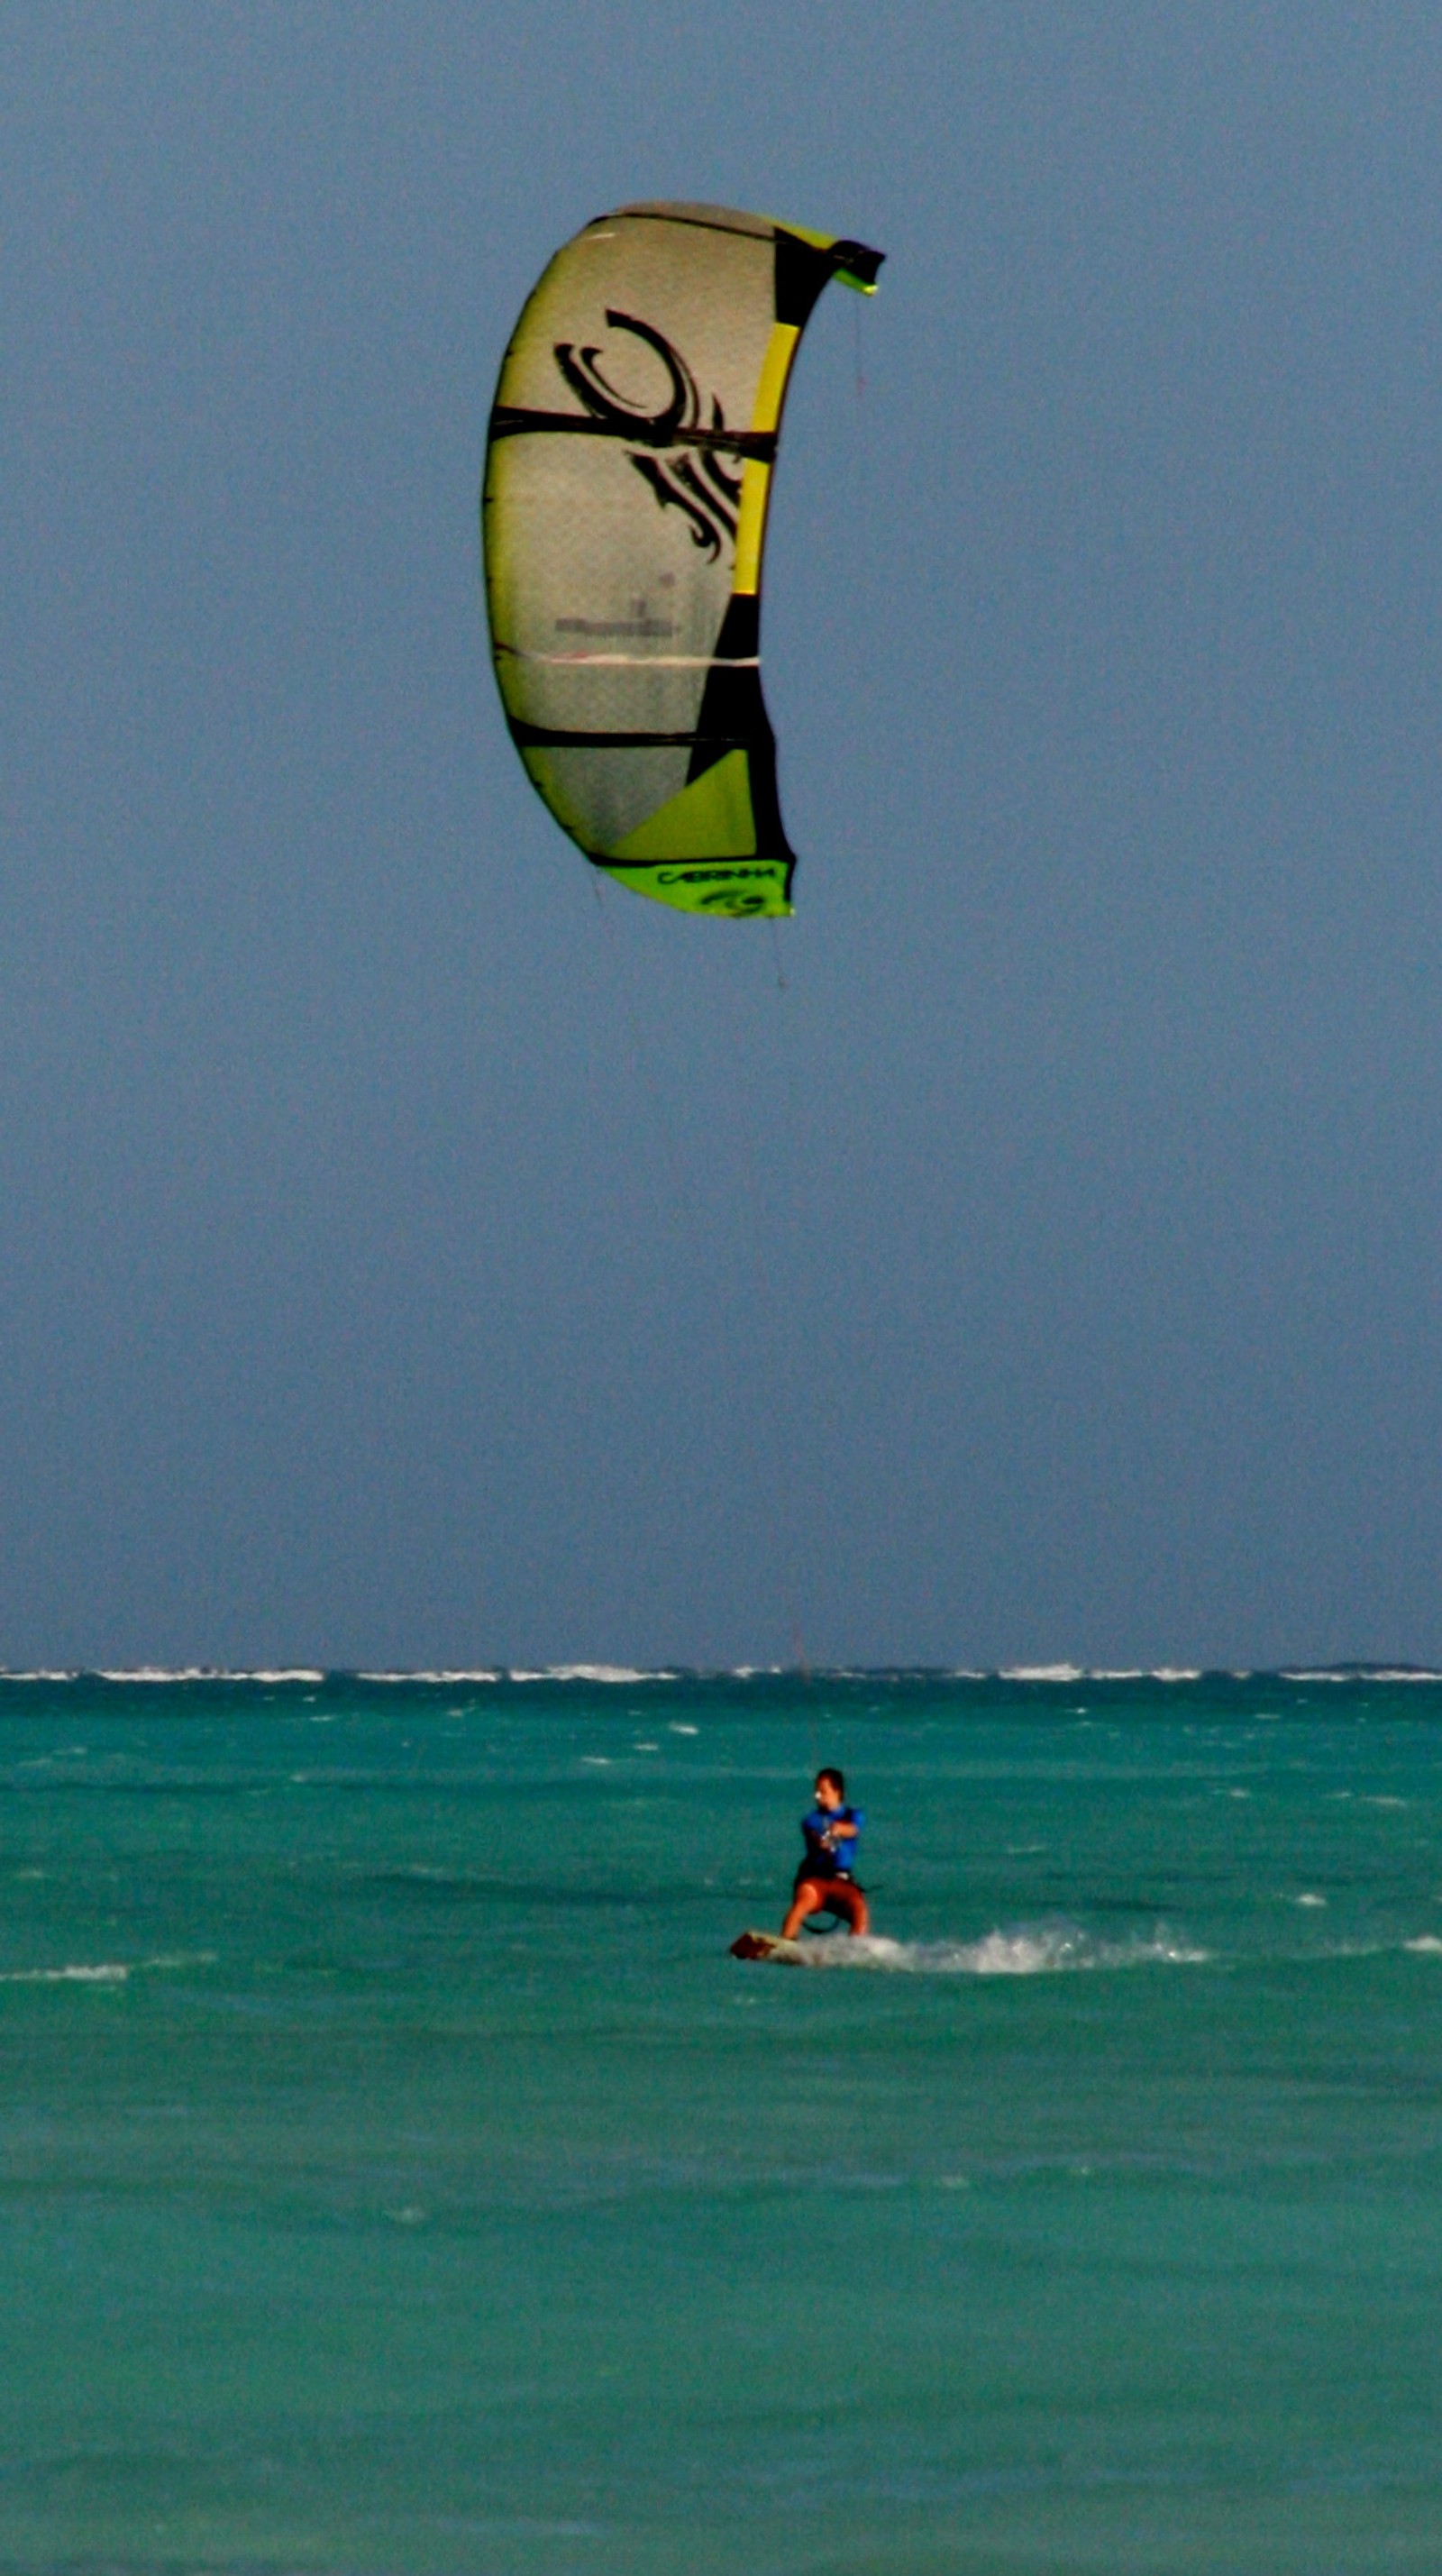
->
242;1670;327;1684
1282;1667;1442;1684
508;1665;668;1684
994;1665;1203;1684
97;1668;211;1684
358;1670;500;1685
95;1667;326;1685
0;1671;79;1683
791;1923;1209;1975
0;1951;213;1987
0;1963;130;1985
966;1667;1216;1685
1405;1936;1442;1955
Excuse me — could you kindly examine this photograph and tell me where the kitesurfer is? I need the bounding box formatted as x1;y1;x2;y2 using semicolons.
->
781;1768;869;1938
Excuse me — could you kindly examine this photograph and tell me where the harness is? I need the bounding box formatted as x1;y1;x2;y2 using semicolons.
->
795;1832;863;1901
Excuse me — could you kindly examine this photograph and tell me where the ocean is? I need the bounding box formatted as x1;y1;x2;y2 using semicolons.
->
3;1666;1441;2574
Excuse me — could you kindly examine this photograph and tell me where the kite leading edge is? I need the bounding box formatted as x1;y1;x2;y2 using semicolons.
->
482;203;883;917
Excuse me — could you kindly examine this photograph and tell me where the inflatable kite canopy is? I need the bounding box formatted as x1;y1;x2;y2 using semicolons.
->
482;202;883;917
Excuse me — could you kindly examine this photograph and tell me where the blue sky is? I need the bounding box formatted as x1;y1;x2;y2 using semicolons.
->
4;2;1440;1665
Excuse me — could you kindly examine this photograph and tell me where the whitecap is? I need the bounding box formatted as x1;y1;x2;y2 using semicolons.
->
1405;1936;1442;1955
669;1722;699;1736
0;1670;79;1683
1294;1894;1328;1908
242;1669;327;1683
357;1670;500;1684
1281;1667;1442;1684
510;1665;667;1684
1;1949;214;1984
0;1962;130;1984
95;1667;325;1685
96;1667;213;1683
999;1665;1084;1683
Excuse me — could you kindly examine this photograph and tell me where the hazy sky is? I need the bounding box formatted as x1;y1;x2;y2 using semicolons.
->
4;2;1440;1667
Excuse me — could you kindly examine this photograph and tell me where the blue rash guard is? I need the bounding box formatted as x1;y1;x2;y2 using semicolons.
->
798;1804;864;1884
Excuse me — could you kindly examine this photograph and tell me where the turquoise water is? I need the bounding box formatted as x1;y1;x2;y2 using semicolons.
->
4;1667;1442;2574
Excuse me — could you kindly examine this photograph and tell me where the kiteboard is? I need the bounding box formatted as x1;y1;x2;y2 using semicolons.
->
730;1929;808;1965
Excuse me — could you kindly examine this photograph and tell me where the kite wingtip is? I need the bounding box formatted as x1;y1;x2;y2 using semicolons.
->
833;240;886;294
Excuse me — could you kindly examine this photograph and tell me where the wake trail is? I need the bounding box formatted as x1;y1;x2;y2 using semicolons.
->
788;1922;1209;1974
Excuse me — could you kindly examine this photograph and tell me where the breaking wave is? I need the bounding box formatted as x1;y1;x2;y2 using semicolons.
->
0;1963;132;1985
358;1670;501;1685
1281;1667;1442;1684
993;1667;1203;1685
94;1668;326;1685
0;1951;214;1987
507;1666;671;1684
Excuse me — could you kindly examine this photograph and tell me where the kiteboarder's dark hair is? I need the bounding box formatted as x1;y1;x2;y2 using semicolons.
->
816;1767;845;1796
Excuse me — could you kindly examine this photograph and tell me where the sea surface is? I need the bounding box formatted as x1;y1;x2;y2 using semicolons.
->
4;1667;1442;2574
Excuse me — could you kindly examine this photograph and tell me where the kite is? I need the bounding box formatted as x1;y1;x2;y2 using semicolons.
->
482;202;883;916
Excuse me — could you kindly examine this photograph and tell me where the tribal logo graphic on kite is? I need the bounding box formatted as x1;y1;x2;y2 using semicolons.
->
553;311;740;561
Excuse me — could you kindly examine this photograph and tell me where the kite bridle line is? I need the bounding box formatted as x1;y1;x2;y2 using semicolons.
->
582;874;815;1726
701;924;818;1742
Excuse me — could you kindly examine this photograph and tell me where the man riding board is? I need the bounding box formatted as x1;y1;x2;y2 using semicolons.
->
780;1767;869;1939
